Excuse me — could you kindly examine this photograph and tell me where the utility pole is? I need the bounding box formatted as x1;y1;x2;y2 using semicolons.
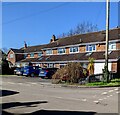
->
104;0;110;82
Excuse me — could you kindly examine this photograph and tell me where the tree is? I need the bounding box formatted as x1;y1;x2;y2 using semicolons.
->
0;49;10;75
58;22;98;38
2;47;9;54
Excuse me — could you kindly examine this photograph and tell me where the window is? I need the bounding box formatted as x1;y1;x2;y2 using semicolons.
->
48;64;54;68
70;47;79;53
24;54;27;58
30;53;34;57
58;48;66;54
109;42;116;50
38;52;43;57
60;63;66;68
10;54;13;58
46;49;52;55
86;45;96;52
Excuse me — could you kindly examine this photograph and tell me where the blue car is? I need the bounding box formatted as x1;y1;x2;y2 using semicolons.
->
39;68;58;79
14;67;24;76
23;66;40;77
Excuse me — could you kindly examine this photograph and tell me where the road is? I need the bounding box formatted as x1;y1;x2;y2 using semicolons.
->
0;76;120;115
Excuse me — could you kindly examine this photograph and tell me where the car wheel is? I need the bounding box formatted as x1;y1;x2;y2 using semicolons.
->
31;73;34;77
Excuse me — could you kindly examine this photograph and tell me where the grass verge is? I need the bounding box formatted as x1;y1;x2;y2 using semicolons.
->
85;78;120;87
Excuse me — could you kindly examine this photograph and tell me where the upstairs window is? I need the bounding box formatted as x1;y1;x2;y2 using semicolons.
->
58;48;66;54
70;47;79;53
38;52;43;57
109;42;116;50
46;49;52;55
30;53;34;57
86;45;96;52
24;54;27;58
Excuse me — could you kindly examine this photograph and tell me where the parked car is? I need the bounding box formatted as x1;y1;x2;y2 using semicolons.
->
23;66;40;77
39;68;58;79
14;67;24;76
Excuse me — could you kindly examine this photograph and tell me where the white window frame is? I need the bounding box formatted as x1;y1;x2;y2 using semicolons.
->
57;48;66;54
30;53;34;58
86;44;96;52
60;63;66;68
38;52;43;57
46;49;53;55
69;46;79;53
48;63;54;68
109;42;116;50
9;54;14;58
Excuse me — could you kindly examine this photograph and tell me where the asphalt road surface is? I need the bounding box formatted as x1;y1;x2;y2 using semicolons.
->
1;76;120;115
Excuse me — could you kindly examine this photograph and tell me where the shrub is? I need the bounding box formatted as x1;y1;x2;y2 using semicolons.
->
52;62;87;84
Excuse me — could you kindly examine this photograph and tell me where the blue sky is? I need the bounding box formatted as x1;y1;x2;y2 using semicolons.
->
2;2;118;50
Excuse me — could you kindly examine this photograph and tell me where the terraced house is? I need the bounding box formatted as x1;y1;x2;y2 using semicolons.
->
7;27;120;76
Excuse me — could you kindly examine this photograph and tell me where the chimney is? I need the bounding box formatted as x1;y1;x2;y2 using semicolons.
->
50;35;56;43
24;41;27;49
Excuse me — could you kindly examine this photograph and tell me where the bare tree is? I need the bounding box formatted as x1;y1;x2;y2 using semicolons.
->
2;47;9;54
58;22;98;38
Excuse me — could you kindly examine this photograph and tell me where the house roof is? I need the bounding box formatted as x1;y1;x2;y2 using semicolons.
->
23;27;120;53
11;48;24;53
7;48;24;55
19;50;120;63
24;44;46;53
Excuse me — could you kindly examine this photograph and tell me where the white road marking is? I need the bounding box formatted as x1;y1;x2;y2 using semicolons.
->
93;101;99;104
81;99;87;101
53;96;86;102
99;99;103;101
24;84;31;86
109;95;113;97
18;83;23;85
30;83;37;85
108;90;113;92
8;82;15;84
56;97;62;99
102;92;107;95
116;92;120;94
114;88;119;91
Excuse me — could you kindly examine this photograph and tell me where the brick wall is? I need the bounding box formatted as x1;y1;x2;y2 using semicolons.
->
66;47;69;54
111;62;117;72
79;46;86;52
53;49;57;55
96;43;105;51
27;54;30;58
116;42;120;49
34;53;38;58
